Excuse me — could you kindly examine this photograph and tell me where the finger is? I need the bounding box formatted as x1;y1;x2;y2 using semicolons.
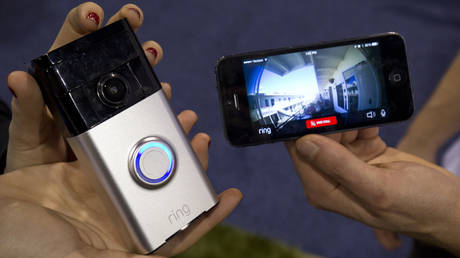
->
373;229;402;250
7;71;46;145
177;110;198;135
75;244;164;258
286;140;375;222
191;133;211;170
142;41;164;66
326;128;384;161
49;2;104;51
295;134;387;204
285;140;339;194
358;127;380;139
348;137;387;161
325;132;342;142
347;131;387;162
105;4;143;31
5;72;69;172
155;188;243;257
161;82;172;100
369;148;455;178
328;128;380;144
341;130;358;144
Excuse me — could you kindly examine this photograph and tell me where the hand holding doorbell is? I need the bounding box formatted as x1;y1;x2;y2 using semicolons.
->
29;18;226;253
2;4;241;256
216;33;413;146
0;2;241;257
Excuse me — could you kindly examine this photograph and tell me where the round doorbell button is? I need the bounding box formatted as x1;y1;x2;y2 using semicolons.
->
129;137;175;187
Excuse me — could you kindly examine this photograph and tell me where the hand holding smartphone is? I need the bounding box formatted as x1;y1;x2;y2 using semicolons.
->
216;33;413;146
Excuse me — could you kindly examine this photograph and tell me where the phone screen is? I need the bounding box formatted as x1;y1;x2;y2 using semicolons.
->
217;33;413;146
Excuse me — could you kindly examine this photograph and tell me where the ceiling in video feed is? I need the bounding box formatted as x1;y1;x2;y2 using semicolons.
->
243;43;385;131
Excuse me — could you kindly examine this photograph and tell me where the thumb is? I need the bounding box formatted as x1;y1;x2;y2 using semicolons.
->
374;228;402;250
76;245;166;258
7;71;47;145
295;134;386;202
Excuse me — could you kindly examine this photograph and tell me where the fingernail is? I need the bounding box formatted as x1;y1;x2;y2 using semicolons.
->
146;47;158;59
8;87;16;98
296;139;319;162
87;12;100;26
128;8;141;20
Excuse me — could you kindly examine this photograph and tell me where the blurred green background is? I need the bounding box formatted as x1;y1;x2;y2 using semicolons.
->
174;224;321;258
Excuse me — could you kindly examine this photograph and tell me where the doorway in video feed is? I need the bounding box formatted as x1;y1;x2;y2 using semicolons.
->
243;44;385;134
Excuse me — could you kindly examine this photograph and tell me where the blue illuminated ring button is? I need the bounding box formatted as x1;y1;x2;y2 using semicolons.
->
129;137;175;187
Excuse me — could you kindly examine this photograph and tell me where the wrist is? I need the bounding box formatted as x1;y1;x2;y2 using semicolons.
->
397;136;438;163
419;180;460;256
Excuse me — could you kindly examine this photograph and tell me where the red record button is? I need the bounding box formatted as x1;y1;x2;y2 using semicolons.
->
306;116;337;129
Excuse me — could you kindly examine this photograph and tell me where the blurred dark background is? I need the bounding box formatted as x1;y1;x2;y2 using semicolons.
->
1;1;460;257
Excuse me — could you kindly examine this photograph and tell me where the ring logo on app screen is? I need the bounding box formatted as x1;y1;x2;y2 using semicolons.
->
306;116;337;129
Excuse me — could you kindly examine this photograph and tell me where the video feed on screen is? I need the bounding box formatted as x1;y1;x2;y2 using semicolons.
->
243;44;385;133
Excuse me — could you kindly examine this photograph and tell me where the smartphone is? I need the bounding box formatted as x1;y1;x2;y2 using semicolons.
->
216;33;413;146
30;19;217;254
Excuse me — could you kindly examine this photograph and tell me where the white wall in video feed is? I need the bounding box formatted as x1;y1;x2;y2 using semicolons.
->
245;45;382;130
325;47;380;113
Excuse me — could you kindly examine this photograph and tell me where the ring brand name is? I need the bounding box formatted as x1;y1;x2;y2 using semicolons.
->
168;204;191;224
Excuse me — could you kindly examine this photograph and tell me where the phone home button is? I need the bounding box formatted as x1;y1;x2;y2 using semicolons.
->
129;137;175;188
388;69;406;86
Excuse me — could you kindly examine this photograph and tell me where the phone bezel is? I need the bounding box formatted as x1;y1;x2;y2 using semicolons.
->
216;32;413;146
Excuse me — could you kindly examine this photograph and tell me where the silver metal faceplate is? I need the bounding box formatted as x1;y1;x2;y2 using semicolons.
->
67;90;218;253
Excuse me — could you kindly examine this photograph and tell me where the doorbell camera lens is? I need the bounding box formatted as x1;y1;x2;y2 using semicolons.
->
98;73;128;107
103;78;127;102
